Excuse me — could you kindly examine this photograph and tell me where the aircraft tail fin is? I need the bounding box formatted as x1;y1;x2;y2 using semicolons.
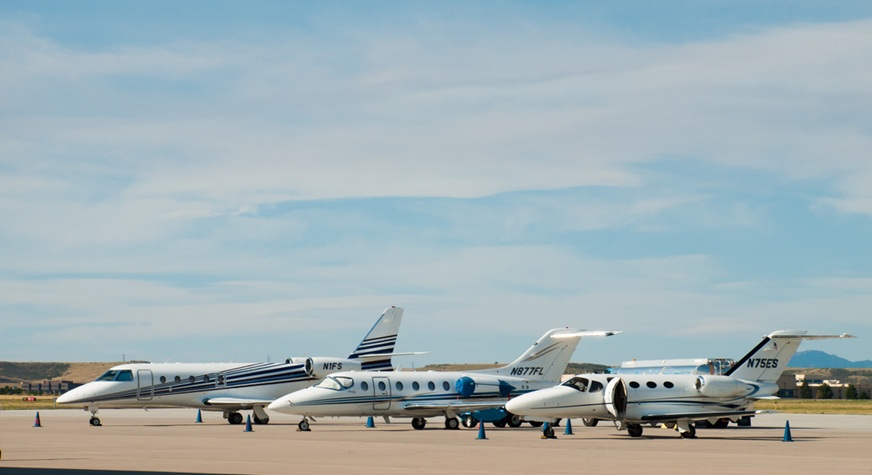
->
347;306;404;371
725;330;855;383
487;329;620;382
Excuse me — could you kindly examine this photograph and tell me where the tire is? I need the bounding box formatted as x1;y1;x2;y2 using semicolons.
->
254;415;269;425
582;418;598;427
543;426;555;439
444;417;459;430
462;415;478;428
228;413;244;425
90;417;101;427
506;414;523;428
298;419;310;431
680;425;696;439
492;420;507;428
528;421;543;428
627;423;643;437
411;417;427;430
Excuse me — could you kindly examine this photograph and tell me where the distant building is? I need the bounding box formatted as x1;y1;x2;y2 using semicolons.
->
778;374;872;399
18;380;80;395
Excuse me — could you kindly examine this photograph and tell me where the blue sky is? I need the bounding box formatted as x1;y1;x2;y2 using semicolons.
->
1;2;869;365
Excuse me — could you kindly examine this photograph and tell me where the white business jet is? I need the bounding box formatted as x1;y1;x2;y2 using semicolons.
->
505;330;855;438
57;306;408;426
268;328;619;431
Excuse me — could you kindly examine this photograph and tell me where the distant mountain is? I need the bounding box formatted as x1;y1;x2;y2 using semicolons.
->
788;350;872;368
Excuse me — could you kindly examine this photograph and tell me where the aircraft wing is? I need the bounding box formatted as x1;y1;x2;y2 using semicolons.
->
202;397;275;408
402;401;508;412
639;410;759;422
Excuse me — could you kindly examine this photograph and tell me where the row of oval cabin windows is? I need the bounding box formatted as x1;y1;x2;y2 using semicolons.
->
628;381;676;389
359;380;453;392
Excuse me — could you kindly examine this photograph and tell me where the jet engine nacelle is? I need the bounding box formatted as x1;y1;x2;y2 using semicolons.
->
455;375;516;398
300;358;362;379
695;375;756;398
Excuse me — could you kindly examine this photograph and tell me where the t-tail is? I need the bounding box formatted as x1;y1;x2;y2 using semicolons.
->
725;330;856;383
347;306;405;371
486;329;620;382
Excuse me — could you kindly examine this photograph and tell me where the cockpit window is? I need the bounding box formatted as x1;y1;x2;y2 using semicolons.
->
96;370;134;382
562;377;590;392
96;370;118;381
316;376;354;391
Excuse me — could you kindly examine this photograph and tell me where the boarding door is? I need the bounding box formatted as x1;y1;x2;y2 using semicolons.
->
137;369;154;401
372;376;391;410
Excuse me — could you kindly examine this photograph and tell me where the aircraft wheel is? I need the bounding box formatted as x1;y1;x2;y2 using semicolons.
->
411;417;427;430
444;417;460;430
462;415;478;428
582;418;598;427
506;414;523;428
228;412;244;425
627;423;643;437
254;415;269;425
542;426;555;439
89;417;101;427
528;421;543;428
712;418;729;429
492;419;507;428
680;425;696;439
298;419;310;431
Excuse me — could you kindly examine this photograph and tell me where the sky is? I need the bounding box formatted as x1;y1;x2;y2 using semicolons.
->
1;1;870;366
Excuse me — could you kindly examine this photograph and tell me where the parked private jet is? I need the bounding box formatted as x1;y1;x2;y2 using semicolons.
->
267;328;619;431
57;306;410;426
504;330;855;438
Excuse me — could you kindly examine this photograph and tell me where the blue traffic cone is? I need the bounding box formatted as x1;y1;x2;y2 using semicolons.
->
33;411;42;428
564;418;574;435
782;420;793;442
366;416;375;428
195;410;203;423
476;420;487;440
244;415;253;432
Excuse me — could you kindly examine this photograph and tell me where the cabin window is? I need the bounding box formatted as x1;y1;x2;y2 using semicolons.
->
189;376;196;384
442;381;450;391
629;381;640;389
589;381;604;392
664;381;674;389
377;381;387;391
203;375;211;383
412;381;420;391
174;376;181;383
646;381;657;389
427;381;436;391
396;381;404;391
160;376;167;384
360;381;369;391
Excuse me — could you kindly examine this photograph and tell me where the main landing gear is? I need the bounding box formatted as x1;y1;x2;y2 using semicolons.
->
224;411;244;425
411;417;427;430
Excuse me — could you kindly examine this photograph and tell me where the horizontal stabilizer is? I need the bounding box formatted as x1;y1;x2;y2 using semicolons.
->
354;351;428;361
552;330;621;339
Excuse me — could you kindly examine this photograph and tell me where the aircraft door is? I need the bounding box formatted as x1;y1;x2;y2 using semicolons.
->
372;376;391;410
137;370;154;401
604;377;627;419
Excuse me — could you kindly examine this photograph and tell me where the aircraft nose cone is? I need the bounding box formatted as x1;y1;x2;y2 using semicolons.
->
505;395;534;414
267;399;291;412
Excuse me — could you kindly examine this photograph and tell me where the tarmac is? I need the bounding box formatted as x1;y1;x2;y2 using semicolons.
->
1;408;871;474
